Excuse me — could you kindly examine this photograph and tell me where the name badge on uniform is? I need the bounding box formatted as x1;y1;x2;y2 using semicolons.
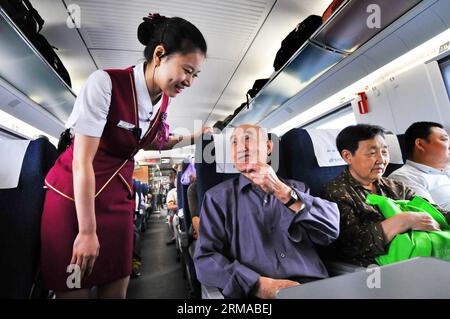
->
117;120;135;131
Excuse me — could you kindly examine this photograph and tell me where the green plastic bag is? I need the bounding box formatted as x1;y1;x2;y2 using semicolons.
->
366;194;450;265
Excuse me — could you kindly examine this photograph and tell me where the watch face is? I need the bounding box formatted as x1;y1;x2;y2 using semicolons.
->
291;189;298;200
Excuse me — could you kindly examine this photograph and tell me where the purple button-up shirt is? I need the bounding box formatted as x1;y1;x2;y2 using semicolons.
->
193;175;340;298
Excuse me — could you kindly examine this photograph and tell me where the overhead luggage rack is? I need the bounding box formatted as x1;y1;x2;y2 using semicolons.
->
313;0;422;54
0;7;75;133
228;0;437;128
233;41;345;126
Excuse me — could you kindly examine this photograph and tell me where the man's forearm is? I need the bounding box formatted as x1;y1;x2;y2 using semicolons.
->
273;182;304;213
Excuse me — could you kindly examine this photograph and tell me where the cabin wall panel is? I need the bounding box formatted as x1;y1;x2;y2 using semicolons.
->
424;61;450;130
395;9;446;51
353;81;398;133
430;0;450;29
354;61;450;134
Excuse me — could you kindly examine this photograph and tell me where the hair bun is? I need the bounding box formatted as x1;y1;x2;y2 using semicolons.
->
137;21;152;45
137;12;168;45
146;13;167;22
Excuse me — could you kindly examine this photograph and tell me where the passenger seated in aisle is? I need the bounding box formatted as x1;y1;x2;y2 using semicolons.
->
194;124;340;299
389;122;450;210
324;124;449;267
168;168;177;191
188;180;199;241
166;177;178;245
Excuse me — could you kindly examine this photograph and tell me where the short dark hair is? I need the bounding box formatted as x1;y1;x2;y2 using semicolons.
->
336;124;386;155
138;14;207;62
404;121;444;159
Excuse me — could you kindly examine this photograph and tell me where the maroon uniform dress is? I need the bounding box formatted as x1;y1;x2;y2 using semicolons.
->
40;66;169;291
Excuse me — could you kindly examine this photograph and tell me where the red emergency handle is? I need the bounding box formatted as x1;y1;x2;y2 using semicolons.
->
357;92;368;114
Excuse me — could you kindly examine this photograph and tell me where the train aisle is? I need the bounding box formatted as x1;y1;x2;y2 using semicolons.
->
127;213;188;299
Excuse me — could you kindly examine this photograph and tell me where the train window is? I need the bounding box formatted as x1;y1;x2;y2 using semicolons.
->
439;54;450;100
0;110;56;143
302;105;356;130
0;124;26;140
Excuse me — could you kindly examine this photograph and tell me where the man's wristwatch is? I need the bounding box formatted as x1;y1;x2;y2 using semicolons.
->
284;188;299;207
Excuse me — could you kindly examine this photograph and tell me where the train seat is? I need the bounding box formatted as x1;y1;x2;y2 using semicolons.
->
0;137;57;298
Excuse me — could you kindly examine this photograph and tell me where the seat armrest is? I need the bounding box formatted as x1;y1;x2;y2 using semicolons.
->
201;285;224;299
324;260;365;276
178;230;190;249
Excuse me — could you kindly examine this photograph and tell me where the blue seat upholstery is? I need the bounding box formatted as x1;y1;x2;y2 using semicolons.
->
176;171;183;210
133;179;145;231
384;134;407;176
137;180;142;205
141;182;151;217
0;137;57;298
179;161;193;232
132;179;139;207
176;160;202;298
279;128;407;197
280;128;347;198
194;134;238;212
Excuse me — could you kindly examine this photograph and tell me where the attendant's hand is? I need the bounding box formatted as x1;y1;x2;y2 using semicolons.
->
194;126;213;140
71;232;100;280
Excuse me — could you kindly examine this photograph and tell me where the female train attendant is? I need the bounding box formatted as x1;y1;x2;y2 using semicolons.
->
40;13;208;298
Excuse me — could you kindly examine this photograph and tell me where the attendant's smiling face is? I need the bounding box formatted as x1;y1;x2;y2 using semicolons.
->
157;51;205;97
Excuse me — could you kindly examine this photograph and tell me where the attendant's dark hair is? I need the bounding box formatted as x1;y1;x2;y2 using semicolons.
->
404;121;444;159
137;13;207;62
336;124;386;155
57;128;73;156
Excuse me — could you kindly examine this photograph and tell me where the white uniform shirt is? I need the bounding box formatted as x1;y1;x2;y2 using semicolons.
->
66;62;168;139
389;160;450;210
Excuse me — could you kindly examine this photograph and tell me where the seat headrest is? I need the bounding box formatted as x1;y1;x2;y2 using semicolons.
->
384;133;403;165
194;133;239;211
280;128;347;197
176;171;183;209
305;129;345;167
0;139;31;189
305;129;404;167
212;131;239;174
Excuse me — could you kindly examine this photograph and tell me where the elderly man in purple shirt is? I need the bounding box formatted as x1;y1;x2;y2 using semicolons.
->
194;125;340;298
